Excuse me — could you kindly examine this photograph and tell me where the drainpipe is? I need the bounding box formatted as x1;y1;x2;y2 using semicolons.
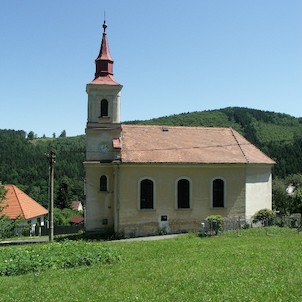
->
114;163;120;234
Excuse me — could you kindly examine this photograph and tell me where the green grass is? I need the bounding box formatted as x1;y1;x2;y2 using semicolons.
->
1;227;302;301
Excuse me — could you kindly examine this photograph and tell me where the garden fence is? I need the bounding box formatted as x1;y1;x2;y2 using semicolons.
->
200;214;302;237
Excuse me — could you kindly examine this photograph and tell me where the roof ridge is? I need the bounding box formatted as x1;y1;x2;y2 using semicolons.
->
230;129;249;163
12;185;25;219
123;124;229;130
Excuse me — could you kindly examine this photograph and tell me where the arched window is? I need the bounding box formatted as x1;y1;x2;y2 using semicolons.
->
140;179;154;209
177;178;190;209
212;178;224;208
100;99;108;117
100;175;108;192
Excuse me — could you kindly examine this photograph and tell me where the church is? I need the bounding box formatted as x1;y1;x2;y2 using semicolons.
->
84;21;275;237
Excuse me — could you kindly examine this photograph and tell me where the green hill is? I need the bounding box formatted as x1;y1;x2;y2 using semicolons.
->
1;107;302;206
127;107;302;146
0;130;85;207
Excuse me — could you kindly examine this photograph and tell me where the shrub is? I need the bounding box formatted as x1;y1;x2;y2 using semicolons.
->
206;215;224;234
252;208;275;225
0;240;121;277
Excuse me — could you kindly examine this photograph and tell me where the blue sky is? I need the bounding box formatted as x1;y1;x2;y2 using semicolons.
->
1;0;301;137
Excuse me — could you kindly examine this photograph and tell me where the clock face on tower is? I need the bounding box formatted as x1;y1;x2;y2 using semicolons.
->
99;144;110;154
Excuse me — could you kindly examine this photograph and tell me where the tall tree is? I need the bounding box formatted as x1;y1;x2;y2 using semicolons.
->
272;178;291;214
56;177;73;209
291;188;302;217
59;130;67;138
27;131;35;140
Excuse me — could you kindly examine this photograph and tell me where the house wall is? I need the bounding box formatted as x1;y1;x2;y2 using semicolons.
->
18;216;46;236
116;164;246;237
19;216;46;227
245;166;272;220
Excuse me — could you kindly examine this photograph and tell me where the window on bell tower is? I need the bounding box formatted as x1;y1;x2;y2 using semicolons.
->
100;175;108;192
100;99;108;117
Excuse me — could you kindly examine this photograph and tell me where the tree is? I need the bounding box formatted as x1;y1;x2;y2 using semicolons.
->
53;207;80;226
59;130;66;138
27;131;35;140
56;177;72;209
290;188;302;217
0;184;6;201
285;174;302;216
252;209;275;225
286;174;302;188
272;178;291;214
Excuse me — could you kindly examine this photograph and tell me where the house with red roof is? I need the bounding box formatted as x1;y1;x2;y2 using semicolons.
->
83;21;275;237
1;185;48;234
69;216;84;225
71;201;83;212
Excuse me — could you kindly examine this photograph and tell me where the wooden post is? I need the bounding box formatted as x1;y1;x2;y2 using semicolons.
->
48;151;56;242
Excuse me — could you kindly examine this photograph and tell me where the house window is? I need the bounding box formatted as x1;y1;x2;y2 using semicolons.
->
140;179;154;209
100;99;108;117
100;175;108;192
212;178;224;208
177;178;190;209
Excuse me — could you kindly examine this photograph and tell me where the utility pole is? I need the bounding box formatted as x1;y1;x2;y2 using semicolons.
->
47;151;56;242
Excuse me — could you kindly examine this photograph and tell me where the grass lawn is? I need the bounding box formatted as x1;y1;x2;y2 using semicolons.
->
1;227;302;301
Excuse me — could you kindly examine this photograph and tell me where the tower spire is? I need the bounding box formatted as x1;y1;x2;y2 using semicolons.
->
94;20;114;79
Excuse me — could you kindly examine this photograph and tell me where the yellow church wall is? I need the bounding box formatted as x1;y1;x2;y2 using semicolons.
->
84;163;115;233
85;128;121;161
117;164;247;237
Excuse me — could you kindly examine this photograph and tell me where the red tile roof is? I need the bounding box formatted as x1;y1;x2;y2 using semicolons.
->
1;185;48;220
69;216;84;224
91;21;120;85
71;201;82;211
120;125;275;165
89;74;120;85
113;138;121;149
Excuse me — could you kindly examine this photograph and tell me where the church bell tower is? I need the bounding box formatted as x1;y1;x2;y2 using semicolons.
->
85;20;123;162
84;21;122;233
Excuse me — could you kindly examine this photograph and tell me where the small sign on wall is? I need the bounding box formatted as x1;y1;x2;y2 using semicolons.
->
161;215;168;221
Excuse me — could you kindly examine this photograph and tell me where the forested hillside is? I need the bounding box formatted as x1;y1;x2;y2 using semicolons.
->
1;107;302;207
127;107;302;177
0;130;85;207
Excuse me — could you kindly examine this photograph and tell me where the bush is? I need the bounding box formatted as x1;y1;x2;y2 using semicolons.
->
206;215;224;234
252;209;275;225
0;240;121;277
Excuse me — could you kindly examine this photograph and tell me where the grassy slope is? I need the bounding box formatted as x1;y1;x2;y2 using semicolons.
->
1;228;302;301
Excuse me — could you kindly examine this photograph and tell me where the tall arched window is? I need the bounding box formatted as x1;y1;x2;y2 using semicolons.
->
100;175;108;192
177;178;190;209
140;179;154;209
212;178;224;208
100;99;108;117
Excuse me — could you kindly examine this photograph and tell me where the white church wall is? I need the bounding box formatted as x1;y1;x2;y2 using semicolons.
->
245;166;272;220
